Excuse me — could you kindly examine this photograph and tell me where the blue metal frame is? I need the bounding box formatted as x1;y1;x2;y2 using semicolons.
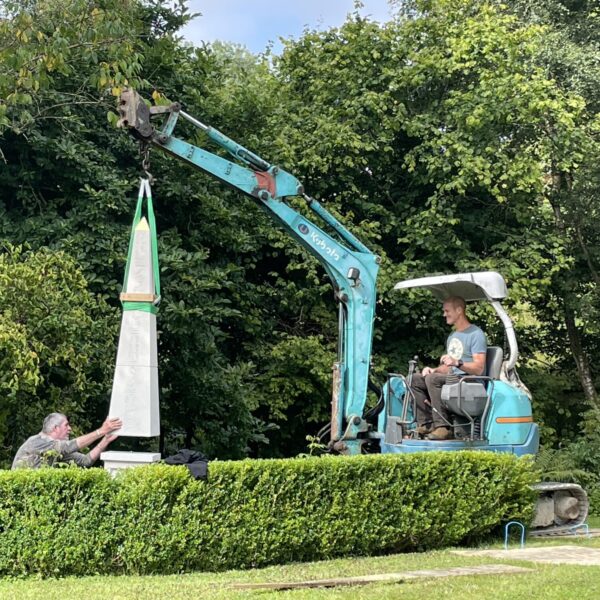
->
378;377;539;456
148;107;380;446
504;521;526;549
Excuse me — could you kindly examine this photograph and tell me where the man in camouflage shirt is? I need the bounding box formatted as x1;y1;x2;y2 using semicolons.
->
11;412;122;469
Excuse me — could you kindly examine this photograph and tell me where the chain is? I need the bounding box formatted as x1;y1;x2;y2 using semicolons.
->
140;142;154;183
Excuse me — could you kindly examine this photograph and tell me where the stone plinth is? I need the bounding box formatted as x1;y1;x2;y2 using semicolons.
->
101;451;161;476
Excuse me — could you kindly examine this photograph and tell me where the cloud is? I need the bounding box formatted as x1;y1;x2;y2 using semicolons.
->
181;0;393;53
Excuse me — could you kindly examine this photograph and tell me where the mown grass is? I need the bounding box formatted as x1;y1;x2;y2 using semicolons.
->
1;531;599;600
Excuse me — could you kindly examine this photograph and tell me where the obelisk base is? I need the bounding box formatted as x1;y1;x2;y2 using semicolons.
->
101;451;161;476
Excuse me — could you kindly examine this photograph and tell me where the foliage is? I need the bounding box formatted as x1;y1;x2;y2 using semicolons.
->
0;244;116;465
504;0;600;410
266;0;596;449
0;452;536;576
253;333;334;451
0;1;267;460
0;0;146;137
520;367;582;446
0;0;598;459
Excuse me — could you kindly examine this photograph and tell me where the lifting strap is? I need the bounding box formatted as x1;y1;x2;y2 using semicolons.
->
121;178;161;314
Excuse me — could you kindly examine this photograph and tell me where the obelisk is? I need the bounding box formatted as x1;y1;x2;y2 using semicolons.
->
108;215;160;437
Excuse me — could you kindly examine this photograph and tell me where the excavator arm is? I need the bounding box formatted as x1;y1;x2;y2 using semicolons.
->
117;90;380;454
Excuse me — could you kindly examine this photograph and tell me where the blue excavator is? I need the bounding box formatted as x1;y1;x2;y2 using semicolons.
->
117;89;588;534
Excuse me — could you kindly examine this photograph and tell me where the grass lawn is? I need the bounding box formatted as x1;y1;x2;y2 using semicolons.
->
1;527;599;600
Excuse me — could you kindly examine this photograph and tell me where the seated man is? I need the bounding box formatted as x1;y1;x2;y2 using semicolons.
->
11;412;122;469
409;296;487;440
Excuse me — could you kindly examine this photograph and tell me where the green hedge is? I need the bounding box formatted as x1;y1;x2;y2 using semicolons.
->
588;485;600;516
0;452;536;577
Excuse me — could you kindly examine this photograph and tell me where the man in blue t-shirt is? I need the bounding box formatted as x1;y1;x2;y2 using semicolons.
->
409;296;487;440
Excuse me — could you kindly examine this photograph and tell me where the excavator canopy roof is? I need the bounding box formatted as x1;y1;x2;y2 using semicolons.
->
393;271;507;302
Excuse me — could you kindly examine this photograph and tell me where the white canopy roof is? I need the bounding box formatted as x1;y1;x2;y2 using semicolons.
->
393;271;508;302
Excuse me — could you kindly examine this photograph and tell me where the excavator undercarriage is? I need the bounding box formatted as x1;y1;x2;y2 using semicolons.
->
530;482;589;536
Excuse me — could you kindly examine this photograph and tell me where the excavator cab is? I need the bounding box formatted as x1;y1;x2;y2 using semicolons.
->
377;271;540;456
378;271;590;535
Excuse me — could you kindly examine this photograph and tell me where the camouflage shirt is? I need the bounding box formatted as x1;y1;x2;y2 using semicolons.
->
11;433;93;469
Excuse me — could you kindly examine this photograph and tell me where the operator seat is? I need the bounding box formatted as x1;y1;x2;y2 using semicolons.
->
485;346;503;380
441;346;503;419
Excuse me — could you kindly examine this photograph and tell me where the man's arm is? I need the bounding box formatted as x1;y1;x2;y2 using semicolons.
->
87;434;119;464
64;434;119;467
422;364;452;376
441;352;486;376
73;417;122;451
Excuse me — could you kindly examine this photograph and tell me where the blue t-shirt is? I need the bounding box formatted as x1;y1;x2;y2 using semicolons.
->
446;325;487;375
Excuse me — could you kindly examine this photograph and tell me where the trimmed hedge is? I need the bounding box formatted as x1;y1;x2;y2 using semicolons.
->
0;452;536;576
588;485;600;516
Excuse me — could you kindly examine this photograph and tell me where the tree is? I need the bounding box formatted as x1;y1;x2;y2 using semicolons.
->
261;0;594;445
504;0;600;411
0;1;291;459
0;0;145;138
0;244;117;465
1;0;597;459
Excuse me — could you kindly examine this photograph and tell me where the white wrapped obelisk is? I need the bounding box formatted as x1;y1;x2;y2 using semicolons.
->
108;179;160;438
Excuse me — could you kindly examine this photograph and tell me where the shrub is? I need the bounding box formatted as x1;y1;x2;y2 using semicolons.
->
0;467;113;577
0;452;536;577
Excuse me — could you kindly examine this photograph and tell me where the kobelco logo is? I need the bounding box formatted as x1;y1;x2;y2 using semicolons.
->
298;223;309;235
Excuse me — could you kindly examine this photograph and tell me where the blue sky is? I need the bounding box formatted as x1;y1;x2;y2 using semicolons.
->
181;1;394;54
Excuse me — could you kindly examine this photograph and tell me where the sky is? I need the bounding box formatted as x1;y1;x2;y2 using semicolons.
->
180;1;395;54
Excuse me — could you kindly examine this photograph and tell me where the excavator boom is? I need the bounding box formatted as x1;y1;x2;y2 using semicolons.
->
118;89;380;454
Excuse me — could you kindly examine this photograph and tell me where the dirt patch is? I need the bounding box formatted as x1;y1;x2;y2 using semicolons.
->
230;564;533;591
455;545;600;566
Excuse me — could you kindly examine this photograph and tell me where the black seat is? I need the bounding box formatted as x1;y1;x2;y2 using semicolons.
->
486;346;503;380
441;346;503;421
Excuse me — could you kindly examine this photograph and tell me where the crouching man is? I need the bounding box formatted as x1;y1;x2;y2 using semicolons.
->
11;412;122;469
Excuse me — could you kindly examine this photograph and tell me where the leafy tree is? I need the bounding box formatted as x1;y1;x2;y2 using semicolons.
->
1;0;598;460
0;1;272;459
252;0;598;448
0;0;145;137
0;244;117;465
505;0;600;414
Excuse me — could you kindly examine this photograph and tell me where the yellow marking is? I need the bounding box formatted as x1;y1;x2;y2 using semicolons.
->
495;416;533;424
120;292;156;302
135;217;150;231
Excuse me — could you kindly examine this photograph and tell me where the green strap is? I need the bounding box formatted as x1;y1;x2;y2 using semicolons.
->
122;302;158;315
146;186;161;299
122;181;145;291
122;178;160;312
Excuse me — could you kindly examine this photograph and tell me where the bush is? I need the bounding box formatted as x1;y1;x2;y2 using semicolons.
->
0;452;536;577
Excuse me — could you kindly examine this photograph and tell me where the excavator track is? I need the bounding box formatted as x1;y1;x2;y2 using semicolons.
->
529;482;589;536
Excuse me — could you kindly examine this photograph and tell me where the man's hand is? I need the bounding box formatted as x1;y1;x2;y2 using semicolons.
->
422;366;434;376
441;355;458;367
100;417;122;435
